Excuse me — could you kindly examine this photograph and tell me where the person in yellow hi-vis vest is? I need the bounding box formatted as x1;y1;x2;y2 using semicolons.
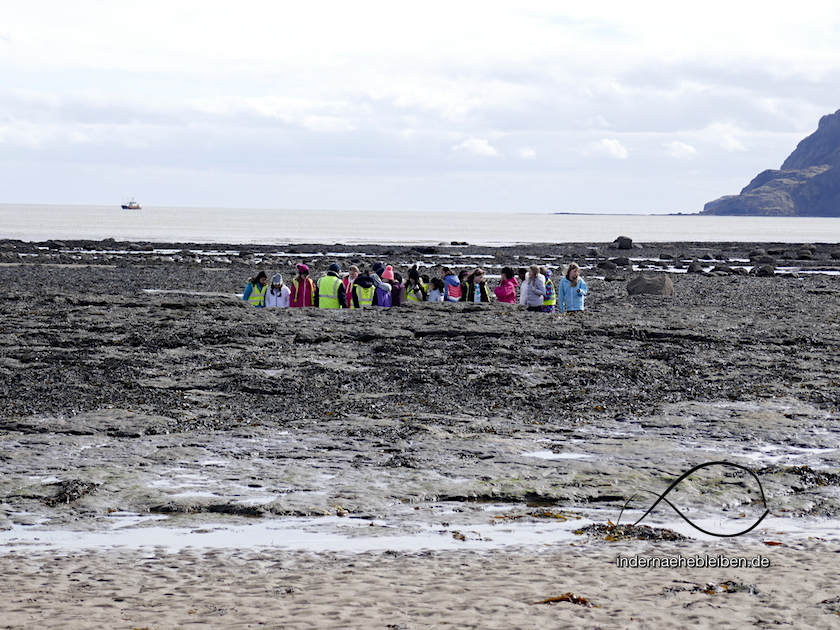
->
350;270;375;307
315;262;347;309
242;270;268;307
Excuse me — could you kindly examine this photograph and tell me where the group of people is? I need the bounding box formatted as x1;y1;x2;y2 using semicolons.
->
242;261;588;313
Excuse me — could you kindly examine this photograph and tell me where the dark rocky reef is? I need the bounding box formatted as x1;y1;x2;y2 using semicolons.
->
703;109;840;216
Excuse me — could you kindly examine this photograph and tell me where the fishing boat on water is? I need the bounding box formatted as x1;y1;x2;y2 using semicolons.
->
121;198;141;210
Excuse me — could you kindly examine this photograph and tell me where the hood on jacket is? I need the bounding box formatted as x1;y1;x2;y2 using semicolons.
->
354;276;375;289
370;273;392;292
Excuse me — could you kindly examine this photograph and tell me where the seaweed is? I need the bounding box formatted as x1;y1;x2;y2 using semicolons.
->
44;479;99;507
574;522;690;541
532;592;599;607
662;581;760;595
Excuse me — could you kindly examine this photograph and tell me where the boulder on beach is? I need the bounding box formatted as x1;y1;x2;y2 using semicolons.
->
613;236;633;249
626;274;675;296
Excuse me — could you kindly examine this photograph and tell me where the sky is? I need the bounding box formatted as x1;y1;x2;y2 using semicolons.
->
2;1;840;214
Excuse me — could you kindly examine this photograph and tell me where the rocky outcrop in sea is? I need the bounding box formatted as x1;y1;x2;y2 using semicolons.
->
703;108;840;216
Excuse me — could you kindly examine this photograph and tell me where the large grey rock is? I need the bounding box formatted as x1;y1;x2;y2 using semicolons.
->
703;109;840;216
626;274;675;296
614;236;633;249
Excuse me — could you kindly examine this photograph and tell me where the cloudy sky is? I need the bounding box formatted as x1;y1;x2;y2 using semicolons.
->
2;1;840;213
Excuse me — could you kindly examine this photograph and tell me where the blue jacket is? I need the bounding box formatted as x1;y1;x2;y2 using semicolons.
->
559;277;587;312
442;274;462;302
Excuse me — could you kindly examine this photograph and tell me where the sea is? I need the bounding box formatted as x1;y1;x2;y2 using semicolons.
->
2;203;840;246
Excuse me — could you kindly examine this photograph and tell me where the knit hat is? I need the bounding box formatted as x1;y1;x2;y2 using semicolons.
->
296;264;309;274
381;265;395;280
328;262;341;273
372;262;385;276
544;269;553;279
271;273;283;285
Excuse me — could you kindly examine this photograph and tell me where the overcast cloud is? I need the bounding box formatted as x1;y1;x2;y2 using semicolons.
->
2;0;840;213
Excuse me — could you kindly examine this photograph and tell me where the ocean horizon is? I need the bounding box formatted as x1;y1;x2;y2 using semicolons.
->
2;203;840;246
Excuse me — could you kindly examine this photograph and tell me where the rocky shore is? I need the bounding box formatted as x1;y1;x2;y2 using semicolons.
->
1;237;839;536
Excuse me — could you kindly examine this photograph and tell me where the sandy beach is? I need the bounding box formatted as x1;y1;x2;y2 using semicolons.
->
1;238;839;629
2;540;839;629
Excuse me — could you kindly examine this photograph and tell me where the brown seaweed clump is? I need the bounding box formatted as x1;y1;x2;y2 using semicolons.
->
574;522;690;541
45;480;99;507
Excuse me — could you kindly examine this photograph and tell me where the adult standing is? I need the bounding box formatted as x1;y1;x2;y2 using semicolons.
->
316;262;347;309
290;264;315;307
242;271;268;307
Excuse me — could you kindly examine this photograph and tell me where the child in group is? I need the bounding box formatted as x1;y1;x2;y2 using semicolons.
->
517;267;528;304
427;277;445;302
558;262;588;313
242;270;268;307
463;268;490;302
343;265;360;307
541;267;556;313
522;265;546;312
384;266;405;307
290;264;315;307
351;270;377;307
404;266;428;304
494;267;518;304
441;267;462;302
265;273;290;308
378;265;396;307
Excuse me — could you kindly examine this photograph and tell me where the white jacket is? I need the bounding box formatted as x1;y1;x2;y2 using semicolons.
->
522;274;546;307
265;285;291;307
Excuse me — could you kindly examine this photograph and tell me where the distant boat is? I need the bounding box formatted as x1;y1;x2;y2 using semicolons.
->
121;198;141;210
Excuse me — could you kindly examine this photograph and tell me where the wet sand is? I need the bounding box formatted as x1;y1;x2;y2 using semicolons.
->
1;238;839;628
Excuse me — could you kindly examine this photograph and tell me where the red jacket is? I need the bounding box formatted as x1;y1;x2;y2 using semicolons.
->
290;276;315;307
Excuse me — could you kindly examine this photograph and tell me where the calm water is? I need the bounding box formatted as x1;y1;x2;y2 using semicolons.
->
3;204;840;245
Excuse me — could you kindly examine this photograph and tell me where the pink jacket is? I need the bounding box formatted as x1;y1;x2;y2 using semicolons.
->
494;277;519;303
